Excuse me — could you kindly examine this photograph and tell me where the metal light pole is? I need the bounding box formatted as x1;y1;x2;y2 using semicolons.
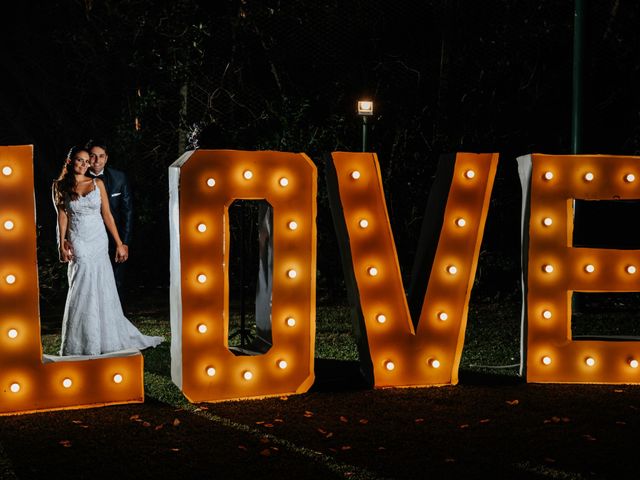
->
571;0;585;154
357;100;374;152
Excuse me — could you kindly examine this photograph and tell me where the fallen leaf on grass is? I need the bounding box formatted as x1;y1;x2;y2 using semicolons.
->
59;440;72;448
339;416;348;423
506;399;519;406
142;422;151;428
444;458;455;463
72;420;83;424
238;445;248;451
358;419;369;425
329;448;338;453
155;425;164;431
582;434;597;442
259;448;271;457
263;423;274;428
344;472;354;477
341;446;352;451
256;421;265;425
377;447;386;451
479;419;491;424
170;448;180;452
270;446;279;452
459;424;470;429
172;418;181;427
414;418;425;424
317;428;328;435
259;437;270;444
614;389;624;393
129;415;140;421
325;432;334;439
304;411;314;418
279;396;289;401
274;418;284;423
616;421;626;425
561;417;570;423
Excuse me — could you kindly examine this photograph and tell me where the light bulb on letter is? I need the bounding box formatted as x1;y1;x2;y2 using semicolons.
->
626;265;637;275
113;374;123;384
429;358;441;369
197;324;207;334
243;170;253;180
9;383;20;393
350;171;361;180
584;264;595;273
542;356;552;365
62;378;73;388
376;314;386;324
543;171;554;181
584;172;594;182
197;274;207;284
359;219;369;229
243;370;253;381
626;173;636;183
277;360;288;369
206;177;216;187
384;361;395;371
5;274;16;285
543;264;554;274
288;221;298;231
197;223;207;233
206;367;216;377
585;357;596;367
286;317;296;327
3;220;14;230
542;217;553;227
7;328;18;339
2;166;12;176
447;265;458;275
279;177;289;187
629;359;639;369
542;310;552;319
368;267;378;277
287;269;297;279
464;169;475;179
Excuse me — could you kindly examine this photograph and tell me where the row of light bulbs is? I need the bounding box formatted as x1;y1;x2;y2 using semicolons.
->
205;172;290;188
384;358;442;371
9;373;125;394
543;171;636;183
541;263;638;274
204;359;290;380
539;356;639;369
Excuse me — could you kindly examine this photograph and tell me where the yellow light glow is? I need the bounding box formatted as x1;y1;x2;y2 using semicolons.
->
543;171;554;180
330;151;498;388
367;266;379;277
2;166;12;176
0;145;144;415
429;358;441;369
629;359;639;369
351;170;361;180
277;360;288;369
206;177;216;187
384;361;395;371
464;169;476;179
113;374;123;384
542;356;552;365
525;154;640;384
626;173;636;183
542;217;553;227
197;223;207;233
455;218;466;227
359;219;369;228
357;101;374;115
62;378;73;389
173;150;316;402
438;312;448;321
447;265;458;275
542;264;554;273
197;274;207;284
376;314;387;324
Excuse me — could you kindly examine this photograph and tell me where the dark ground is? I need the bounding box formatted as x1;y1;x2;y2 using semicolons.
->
2;294;640;479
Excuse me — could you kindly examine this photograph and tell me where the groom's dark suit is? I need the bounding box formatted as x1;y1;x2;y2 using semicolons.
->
87;167;133;295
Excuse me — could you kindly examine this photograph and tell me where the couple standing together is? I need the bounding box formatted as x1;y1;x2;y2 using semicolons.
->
53;141;162;356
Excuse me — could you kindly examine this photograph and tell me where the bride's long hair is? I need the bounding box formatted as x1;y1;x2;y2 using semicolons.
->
53;146;89;205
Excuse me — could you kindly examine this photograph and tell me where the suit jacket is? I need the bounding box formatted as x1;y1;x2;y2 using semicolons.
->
87;167;133;245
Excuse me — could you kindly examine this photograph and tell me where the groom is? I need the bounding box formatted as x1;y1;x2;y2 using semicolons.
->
85;140;134;299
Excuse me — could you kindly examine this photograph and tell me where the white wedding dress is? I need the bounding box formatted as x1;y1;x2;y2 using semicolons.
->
59;181;163;355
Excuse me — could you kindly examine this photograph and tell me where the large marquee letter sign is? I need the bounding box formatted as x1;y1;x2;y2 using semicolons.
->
520;154;640;383
169;150;316;402
327;152;498;387
0;146;143;415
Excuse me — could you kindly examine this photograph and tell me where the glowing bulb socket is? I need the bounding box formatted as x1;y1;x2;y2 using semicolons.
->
376;314;386;324
428;358;441;369
584;264;595;273
243;170;253;180
626;265;637;275
367;267;378;277
2;166;13;176
288;221;298;230
455;218;466;228
585;357;596;367
350;171;361;180
543;171;553;181
447;265;458;275
626;174;636;183
464;169;476;179
113;374;123;384
438;312;448;321
542;310;552;319
384;361;395;371
584;172;594;182
206;178;216;187
197;223;207;233
206;367;216;377
279;177;289;187
5;274;16;285
542;356;552;365
3;220;14;231
9;383;20;393
542;264;554;274
542;217;553;227
629;359;639;369
285;317;296;327
242;370;253;381
287;269;297;279
359;219;369;229
62;378;73;389
197;274;207;284
197;324;207;334
277;360;288;369
7;328;18;339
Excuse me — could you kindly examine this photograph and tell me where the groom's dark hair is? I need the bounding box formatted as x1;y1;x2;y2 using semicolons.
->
85;139;109;155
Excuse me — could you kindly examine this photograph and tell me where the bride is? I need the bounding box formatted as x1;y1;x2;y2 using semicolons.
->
53;146;163;355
